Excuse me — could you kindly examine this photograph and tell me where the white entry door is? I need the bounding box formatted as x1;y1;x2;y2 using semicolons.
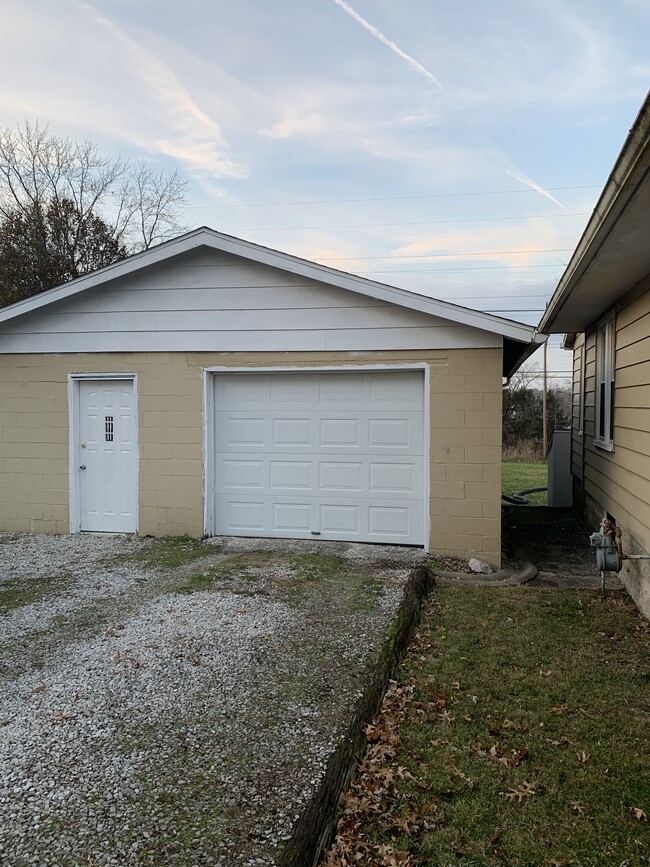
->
211;370;425;545
77;379;137;532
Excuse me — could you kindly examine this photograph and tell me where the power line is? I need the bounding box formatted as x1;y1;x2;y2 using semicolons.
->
444;293;553;299
221;211;590;233
356;264;564;273
316;247;573;261
187;184;600;210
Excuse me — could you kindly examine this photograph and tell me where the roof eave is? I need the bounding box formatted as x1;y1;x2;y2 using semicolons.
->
539;90;650;334
503;331;547;380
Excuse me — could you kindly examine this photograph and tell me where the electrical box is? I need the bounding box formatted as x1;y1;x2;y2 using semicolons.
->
547;429;572;507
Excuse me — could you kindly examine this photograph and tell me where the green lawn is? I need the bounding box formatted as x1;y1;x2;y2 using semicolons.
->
502;460;548;506
323;586;650;867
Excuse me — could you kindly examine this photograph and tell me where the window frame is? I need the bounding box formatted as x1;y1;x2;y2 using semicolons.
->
594;313;615;451
577;341;585;436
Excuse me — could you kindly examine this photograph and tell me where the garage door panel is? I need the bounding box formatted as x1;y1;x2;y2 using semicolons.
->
273;418;312;446
368;506;410;537
217;376;269;406
320;504;359;533
212;371;425;545
368;418;410;448
222;417;266;447
270;375;314;403
215;494;425;543
226;500;266;530
319;418;359;447
269;460;312;489
318;374;364;403
318;462;363;492
221;459;265;488
368;371;422;407
369;462;417;494
273;502;312;532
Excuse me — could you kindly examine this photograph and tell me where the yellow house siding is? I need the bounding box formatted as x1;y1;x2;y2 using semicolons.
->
578;287;650;561
571;333;585;480
0;348;503;564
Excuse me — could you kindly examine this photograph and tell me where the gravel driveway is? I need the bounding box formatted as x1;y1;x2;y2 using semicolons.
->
0;532;425;866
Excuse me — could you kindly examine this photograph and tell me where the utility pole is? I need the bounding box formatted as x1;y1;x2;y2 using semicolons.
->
543;341;548;457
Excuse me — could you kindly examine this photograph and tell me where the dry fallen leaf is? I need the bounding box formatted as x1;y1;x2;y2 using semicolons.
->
550;705;571;715
570;801;584;815
546;736;574;747
577;751;588;764
503;719;529;732
500;781;537;803
630;807;648;822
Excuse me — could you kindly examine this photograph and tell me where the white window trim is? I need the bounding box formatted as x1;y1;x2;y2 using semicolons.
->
594;314;615;452
67;372;139;533
578;342;585;437
201;363;431;551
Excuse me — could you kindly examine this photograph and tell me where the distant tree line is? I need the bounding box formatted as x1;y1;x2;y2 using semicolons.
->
503;365;571;460
0;122;187;308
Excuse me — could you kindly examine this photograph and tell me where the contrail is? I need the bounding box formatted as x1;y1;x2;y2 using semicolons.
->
332;0;444;89
331;0;565;209
505;170;568;211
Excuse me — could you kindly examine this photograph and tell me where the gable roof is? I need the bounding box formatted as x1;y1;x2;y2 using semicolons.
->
540;90;650;338
0;226;543;373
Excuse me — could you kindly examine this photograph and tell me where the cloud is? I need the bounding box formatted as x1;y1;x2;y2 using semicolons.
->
331;0;443;89
268;233;366;269
260;112;329;140
389;219;578;268
78;3;248;182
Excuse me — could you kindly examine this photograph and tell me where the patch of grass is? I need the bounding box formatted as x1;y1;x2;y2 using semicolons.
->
502;460;548;505
172;551;276;595
283;552;346;601
349;573;385;612
174;565;252;595
289;552;345;576
102;535;217;571
0;574;70;611
335;586;650;866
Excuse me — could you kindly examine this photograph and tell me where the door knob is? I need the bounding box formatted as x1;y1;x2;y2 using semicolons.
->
79;465;86;470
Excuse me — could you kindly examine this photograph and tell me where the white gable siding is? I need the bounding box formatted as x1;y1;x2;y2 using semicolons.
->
0;248;502;353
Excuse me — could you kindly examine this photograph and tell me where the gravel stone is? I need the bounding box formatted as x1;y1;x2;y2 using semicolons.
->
0;532;426;865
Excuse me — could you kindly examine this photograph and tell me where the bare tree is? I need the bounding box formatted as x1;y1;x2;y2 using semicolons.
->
0;121;188;297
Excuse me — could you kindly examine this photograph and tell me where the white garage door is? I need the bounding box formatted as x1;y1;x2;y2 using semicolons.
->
211;370;425;545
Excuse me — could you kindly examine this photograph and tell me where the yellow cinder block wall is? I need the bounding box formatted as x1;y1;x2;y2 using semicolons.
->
0;348;503;564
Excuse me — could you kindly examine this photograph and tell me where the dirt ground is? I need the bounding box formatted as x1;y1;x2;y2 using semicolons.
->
502;505;622;590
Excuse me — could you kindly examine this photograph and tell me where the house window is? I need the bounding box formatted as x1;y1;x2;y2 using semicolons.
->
578;343;585;436
595;315;615;450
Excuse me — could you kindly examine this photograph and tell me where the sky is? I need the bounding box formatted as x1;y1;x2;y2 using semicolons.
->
1;0;648;380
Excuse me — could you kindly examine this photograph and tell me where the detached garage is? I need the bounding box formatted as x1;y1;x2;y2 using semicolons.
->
0;227;542;566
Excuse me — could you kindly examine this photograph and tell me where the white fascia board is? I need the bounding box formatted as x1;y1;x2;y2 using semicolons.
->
0;230;207;325
540;92;650;334
0;226;539;345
